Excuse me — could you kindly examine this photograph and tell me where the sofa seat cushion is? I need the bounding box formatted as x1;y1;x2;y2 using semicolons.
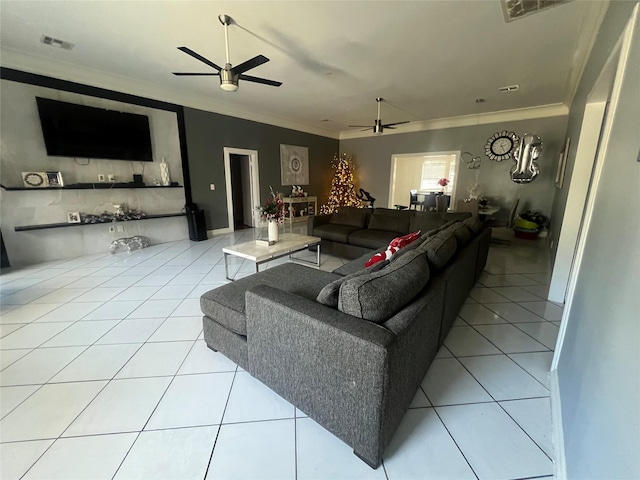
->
338;250;430;323
200;263;340;336
332;251;379;276
329;206;369;228
314;223;361;243
348;229;400;250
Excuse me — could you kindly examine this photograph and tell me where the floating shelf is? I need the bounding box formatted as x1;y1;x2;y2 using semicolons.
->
1;183;182;191
15;213;186;232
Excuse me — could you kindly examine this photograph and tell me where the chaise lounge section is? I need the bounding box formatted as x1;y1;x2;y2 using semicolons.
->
200;212;490;468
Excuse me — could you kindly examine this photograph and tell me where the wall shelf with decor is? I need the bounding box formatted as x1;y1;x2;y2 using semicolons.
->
1;184;182;191
14;213;186;232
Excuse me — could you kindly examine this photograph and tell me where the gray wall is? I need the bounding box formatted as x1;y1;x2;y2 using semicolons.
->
183;108;338;230
555;3;640;479
0;79;187;266
549;1;638;265
340;116;567;224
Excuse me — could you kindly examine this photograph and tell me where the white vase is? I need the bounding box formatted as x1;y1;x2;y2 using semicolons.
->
268;220;279;243
160;157;171;186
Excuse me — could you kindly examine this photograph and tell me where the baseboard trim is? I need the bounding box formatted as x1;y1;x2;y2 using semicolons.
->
207;227;233;236
550;368;567;480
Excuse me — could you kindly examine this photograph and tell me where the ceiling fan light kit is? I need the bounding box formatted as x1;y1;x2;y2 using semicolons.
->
172;14;282;92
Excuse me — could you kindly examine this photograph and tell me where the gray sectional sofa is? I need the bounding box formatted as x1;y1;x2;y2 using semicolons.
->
200;209;490;468
309;206;473;260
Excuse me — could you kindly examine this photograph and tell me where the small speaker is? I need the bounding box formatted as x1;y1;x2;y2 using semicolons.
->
132;174;143;185
187;208;207;241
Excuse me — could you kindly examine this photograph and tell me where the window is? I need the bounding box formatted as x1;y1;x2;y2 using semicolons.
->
420;154;457;193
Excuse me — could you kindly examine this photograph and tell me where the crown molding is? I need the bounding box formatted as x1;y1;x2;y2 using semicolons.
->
0;48;340;139
338;103;569;140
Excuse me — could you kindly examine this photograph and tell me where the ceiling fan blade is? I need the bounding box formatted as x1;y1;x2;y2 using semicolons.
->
177;46;222;71
232;55;269;75
172;72;220;76
348;125;372;128
238;74;282;87
383;121;410;127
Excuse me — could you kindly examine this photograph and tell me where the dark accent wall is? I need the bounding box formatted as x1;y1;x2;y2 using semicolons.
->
183;107;338;230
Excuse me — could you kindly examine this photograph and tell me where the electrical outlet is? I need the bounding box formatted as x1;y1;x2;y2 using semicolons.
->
116;225;124;232
108;225;115;233
210;184;215;190
108;174;115;182
98;174;106;182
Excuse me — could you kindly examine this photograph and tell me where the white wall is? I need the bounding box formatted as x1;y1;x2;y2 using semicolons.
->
0;80;187;266
555;5;639;478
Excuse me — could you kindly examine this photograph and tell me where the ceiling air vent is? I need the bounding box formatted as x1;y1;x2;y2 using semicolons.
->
501;0;574;23
40;35;74;50
499;84;520;93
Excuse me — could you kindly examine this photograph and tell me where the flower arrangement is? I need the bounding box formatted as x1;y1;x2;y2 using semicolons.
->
438;177;449;194
256;186;285;224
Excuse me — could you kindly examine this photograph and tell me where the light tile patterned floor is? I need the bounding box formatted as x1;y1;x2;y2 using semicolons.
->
0;228;560;479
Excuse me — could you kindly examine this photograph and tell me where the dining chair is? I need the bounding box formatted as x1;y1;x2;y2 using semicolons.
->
423;192;437;212
409;190;422;210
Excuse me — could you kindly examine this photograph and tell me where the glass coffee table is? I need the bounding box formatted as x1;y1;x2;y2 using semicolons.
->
222;233;322;280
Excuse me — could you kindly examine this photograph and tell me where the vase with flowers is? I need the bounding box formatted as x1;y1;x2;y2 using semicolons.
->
256;186;285;242
437;177;449;195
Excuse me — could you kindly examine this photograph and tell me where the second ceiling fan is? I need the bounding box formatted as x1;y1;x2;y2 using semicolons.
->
173;14;282;92
350;98;410;134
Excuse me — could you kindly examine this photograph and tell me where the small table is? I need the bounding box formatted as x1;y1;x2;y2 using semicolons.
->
222;233;321;280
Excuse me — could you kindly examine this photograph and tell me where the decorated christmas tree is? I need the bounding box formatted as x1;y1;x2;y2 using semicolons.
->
320;153;363;214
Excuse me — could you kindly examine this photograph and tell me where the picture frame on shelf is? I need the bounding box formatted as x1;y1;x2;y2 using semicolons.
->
67;212;81;223
46;171;64;187
21;171;48;188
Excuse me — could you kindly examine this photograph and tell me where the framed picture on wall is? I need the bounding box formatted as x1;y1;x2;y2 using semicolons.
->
280;144;309;186
555;137;570;189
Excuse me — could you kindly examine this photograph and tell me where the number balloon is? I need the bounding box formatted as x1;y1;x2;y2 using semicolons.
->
511;134;542;183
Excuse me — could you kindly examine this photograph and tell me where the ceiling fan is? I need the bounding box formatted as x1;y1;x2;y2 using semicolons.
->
172;14;282;92
349;97;410;134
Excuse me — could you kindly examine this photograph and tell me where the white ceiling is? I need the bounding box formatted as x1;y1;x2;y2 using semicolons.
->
0;1;608;139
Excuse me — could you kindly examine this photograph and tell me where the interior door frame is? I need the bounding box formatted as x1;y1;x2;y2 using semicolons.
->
549;7;637;478
223;147;260;230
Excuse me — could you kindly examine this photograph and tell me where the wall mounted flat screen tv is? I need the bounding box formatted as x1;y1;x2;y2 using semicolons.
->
36;97;153;161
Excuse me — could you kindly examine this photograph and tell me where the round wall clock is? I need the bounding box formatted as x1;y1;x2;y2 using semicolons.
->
485;130;520;162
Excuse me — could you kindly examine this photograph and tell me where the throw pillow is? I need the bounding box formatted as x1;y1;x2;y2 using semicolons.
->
316;260;389;308
365;230;421;267
338;250;430;323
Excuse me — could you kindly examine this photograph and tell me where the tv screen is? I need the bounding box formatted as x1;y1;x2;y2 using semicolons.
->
36;97;153;161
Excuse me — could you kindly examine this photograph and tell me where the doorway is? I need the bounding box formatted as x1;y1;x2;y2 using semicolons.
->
223;148;260;231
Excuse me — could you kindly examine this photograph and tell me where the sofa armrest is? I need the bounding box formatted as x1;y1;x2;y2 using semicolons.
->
245;284;394;467
308;214;332;232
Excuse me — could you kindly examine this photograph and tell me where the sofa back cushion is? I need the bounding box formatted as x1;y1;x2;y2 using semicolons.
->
338;250;430;323
329;207;369;228
316;260;389;308
368;208;412;234
443;222;472;248
417;231;457;270
463;215;483;234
